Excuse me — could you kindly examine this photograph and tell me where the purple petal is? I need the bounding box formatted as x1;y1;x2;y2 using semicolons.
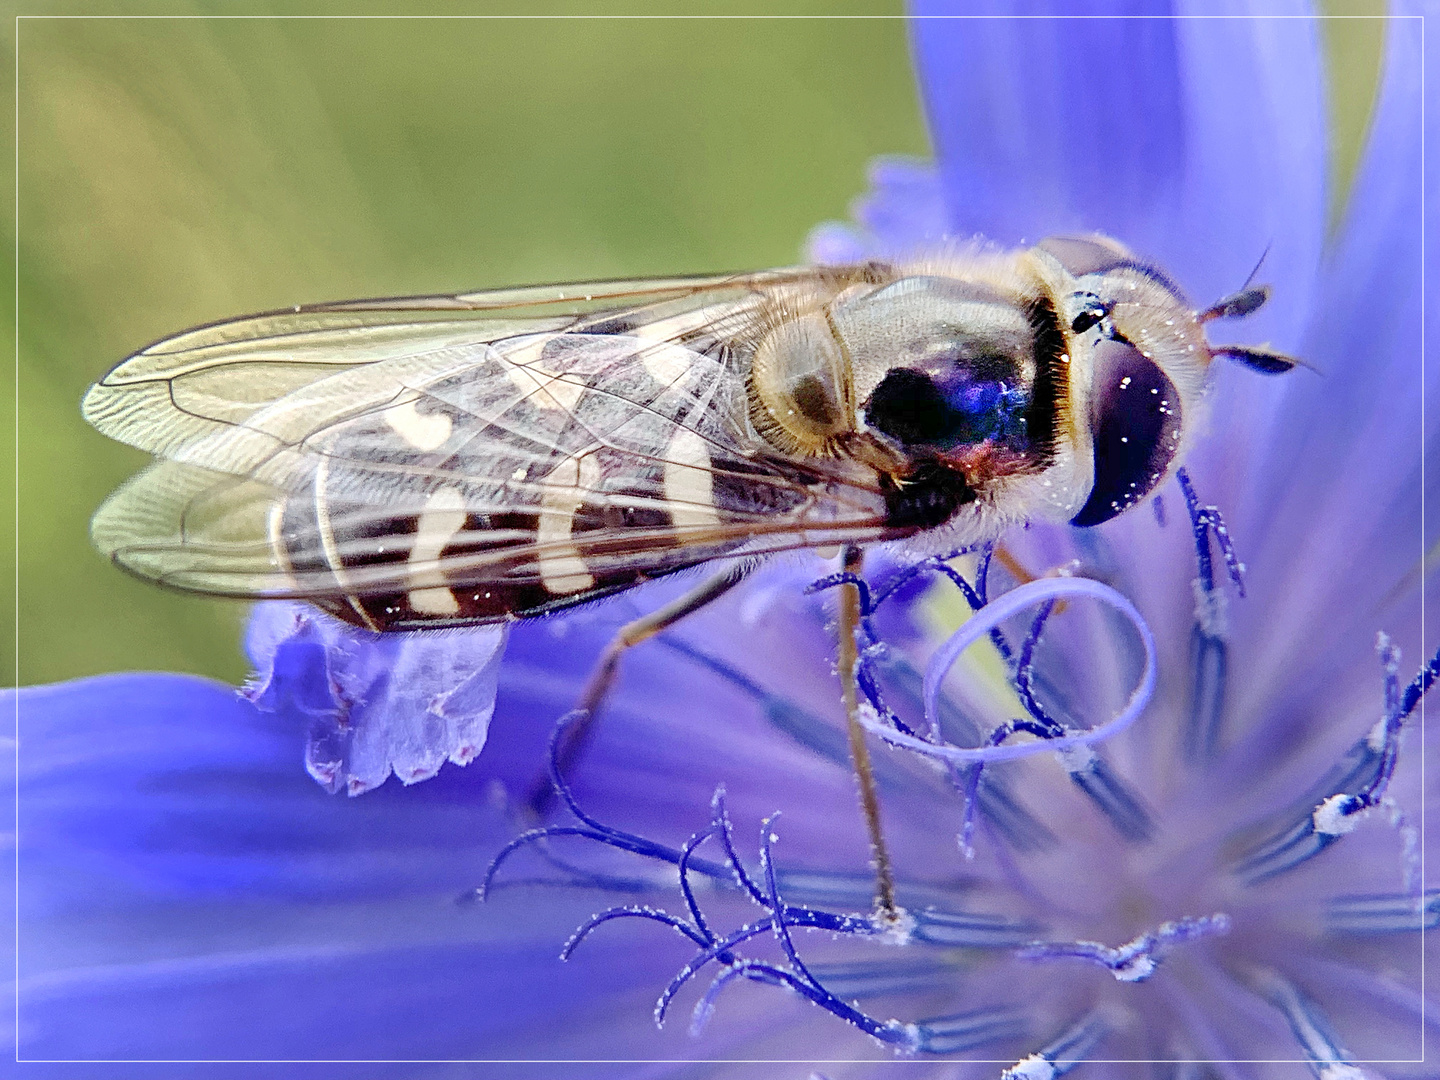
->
807;157;952;263
805;220;872;264
9;671;731;1062
244;602;507;796
910;2;1326;344
7;579;976;1064
1191;11;1429;766
14;673;519;905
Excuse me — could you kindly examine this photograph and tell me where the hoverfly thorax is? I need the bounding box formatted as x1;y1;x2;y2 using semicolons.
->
839;274;1060;462
751;258;1067;469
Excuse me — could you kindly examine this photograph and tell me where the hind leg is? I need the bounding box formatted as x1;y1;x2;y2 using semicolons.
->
836;545;899;922
526;564;752;816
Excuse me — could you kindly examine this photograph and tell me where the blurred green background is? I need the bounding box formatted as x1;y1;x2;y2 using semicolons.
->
8;3;1382;687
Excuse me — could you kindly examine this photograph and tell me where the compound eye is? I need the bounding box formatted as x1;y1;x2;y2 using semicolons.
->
1070;340;1183;527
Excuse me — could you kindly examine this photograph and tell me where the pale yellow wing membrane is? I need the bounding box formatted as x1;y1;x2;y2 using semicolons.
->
83;267;898;625
82;270;805;462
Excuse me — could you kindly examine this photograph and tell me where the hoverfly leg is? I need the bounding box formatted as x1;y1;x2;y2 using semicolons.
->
836;545;901;924
525;564;754;819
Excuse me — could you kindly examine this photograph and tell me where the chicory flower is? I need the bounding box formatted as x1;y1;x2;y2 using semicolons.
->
10;5;1435;1074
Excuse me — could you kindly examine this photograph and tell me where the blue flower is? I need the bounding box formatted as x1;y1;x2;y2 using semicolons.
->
242;601;507;796
10;5;1436;1074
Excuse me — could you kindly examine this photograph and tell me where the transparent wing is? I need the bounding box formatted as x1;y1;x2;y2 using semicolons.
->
86;270;899;626
82;270;810;461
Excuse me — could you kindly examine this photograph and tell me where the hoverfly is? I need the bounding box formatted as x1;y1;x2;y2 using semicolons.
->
84;234;1293;634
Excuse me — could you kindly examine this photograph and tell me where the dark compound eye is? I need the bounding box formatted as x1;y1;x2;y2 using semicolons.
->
1070;340;1183;527
1071;309;1104;334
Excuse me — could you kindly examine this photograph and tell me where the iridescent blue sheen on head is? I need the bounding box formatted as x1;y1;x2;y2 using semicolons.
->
950;378;1032;446
864;365;1032;451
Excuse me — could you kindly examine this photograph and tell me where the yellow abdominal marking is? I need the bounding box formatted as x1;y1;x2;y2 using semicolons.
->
538;454;600;594
313;456;379;630
266;502;298;589
663;427;719;529
383;398;453;451
407;486;468;615
635;339;694;387
500;335;587;412
629;310;713;386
